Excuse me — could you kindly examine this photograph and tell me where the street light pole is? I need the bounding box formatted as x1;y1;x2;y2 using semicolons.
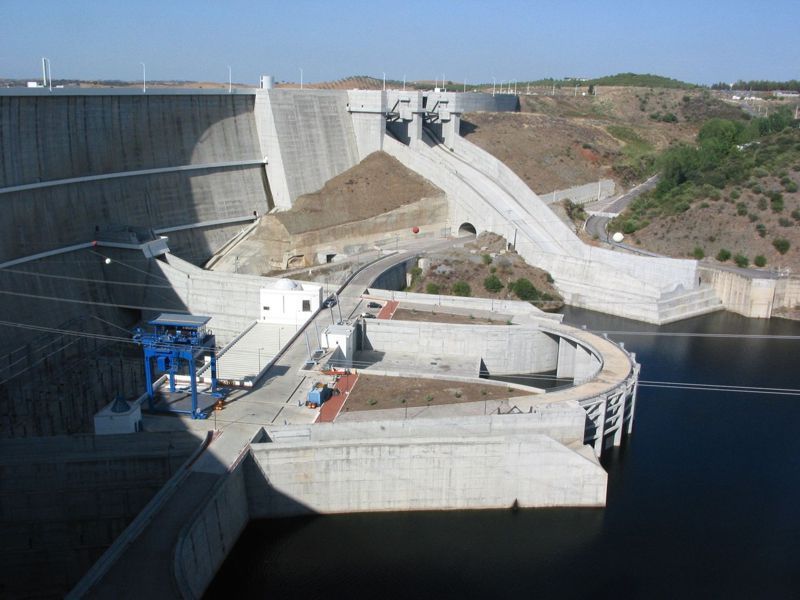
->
41;57;52;90
382;72;386;91
140;62;146;93
492;77;496;96
299;68;303;90
227;65;232;93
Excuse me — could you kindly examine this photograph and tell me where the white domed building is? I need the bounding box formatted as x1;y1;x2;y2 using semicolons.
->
260;278;323;325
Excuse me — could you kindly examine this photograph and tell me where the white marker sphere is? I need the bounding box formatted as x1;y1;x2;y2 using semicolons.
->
612;232;624;243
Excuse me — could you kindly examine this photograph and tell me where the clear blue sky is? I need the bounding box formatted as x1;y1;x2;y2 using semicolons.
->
2;0;798;85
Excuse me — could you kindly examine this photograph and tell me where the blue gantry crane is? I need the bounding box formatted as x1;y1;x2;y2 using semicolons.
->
133;313;225;419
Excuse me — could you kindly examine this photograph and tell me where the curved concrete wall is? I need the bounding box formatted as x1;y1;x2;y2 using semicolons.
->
1;94;269;262
248;413;606;517
0;94;260;186
361;319;562;375
1;166;266;261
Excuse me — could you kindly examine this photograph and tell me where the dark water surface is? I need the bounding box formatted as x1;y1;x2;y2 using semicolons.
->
206;310;800;599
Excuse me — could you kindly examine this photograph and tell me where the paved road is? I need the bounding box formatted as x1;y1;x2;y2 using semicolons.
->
584;174;660;244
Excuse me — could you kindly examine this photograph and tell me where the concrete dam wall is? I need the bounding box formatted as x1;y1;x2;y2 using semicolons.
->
0;93;270;261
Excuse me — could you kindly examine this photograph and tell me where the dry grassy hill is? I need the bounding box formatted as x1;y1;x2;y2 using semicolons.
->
461;86;746;194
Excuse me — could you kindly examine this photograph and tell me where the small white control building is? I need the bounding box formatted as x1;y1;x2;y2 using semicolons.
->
260;278;323;325
320;323;355;368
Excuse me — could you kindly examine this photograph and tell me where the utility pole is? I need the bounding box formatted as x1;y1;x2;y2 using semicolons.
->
492;77;496;96
41;57;51;89
299;67;303;90
140;62;146;94
227;65;232;93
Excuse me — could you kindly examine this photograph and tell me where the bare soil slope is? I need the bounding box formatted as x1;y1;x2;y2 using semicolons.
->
274;151;443;234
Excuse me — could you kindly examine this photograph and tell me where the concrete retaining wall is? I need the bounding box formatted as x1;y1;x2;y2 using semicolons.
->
174;465;249;600
699;266;776;318
361;319;560;375
148;253;279;344
544;179;615;205
365;288;563;321
775;276;800;310
249;414;606;515
424;91;519;113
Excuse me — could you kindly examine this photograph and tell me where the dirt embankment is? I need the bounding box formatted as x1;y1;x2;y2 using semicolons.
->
241;151;445;273
273;151;443;235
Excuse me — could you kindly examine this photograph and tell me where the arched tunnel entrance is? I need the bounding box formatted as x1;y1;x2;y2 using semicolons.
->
458;222;477;237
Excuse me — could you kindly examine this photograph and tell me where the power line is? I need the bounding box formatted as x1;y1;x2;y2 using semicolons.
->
592;330;800;340
0;265;176;290
0;289;189;314
2;315;798;397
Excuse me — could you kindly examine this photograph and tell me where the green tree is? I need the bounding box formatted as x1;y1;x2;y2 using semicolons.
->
483;275;503;293
452;281;471;297
425;282;441;295
510;278;540;301
692;247;705;260
773;238;791;255
734;254;749;268
716;248;732;262
754;255;767;267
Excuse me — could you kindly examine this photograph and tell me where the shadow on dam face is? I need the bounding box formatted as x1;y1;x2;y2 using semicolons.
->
205;506;604;598
0;93;271;433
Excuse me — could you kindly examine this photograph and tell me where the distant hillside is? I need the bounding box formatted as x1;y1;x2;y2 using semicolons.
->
587;73;696;89
509;73;696;91
461;86;746;193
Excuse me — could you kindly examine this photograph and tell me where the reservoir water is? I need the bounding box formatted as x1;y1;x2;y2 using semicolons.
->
206;309;800;599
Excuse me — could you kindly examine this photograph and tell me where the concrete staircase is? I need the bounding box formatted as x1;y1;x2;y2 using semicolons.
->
213;322;294;385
